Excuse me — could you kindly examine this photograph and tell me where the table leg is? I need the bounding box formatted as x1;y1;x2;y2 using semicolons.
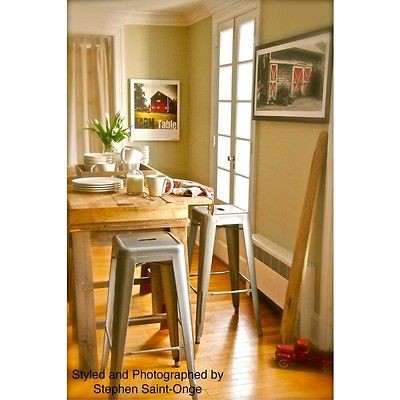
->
71;231;98;371
67;233;77;338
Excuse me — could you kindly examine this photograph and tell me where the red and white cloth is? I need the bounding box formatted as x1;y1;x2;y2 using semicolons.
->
170;179;214;201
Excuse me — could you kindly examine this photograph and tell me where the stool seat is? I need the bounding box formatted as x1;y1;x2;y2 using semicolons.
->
102;231;198;399
188;205;263;343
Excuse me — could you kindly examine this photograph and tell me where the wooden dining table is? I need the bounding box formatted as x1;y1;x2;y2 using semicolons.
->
67;166;212;371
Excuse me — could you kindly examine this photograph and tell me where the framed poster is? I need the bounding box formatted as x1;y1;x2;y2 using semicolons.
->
253;28;332;122
129;79;180;141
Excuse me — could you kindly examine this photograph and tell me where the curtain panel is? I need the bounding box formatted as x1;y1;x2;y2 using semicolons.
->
67;35;115;164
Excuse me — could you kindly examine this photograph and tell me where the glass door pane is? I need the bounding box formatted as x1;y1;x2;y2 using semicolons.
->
235;102;251;139
236;62;253;100
218;66;232;100
218;102;231;135
238;20;254;62
217;135;231;170
234;175;249;211
235;139;250;177
217;168;230;203
219;28;233;65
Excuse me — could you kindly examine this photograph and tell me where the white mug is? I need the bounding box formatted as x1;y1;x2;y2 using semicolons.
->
120;146;143;164
146;174;174;196
90;162;116;172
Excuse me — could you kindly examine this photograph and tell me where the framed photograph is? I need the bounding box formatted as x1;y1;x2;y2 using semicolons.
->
253;28;332;122
129;79;180;140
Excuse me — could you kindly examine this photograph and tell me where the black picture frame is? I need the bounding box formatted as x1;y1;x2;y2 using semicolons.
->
252;28;333;122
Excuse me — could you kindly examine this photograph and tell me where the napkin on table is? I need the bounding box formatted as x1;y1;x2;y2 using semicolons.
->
170;179;214;200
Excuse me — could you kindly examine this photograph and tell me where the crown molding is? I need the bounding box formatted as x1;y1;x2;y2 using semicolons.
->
67;0;251;32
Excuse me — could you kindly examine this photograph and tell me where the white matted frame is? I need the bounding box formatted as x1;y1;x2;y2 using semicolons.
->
128;79;180;141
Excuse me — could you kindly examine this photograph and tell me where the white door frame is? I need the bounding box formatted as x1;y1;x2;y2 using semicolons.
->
210;0;261;224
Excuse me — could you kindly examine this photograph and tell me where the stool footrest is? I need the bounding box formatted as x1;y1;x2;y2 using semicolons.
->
124;345;182;356
239;272;251;284
190;270;229;278
189;284;198;294
128;314;167;326
208;288;251;296
133;276;151;284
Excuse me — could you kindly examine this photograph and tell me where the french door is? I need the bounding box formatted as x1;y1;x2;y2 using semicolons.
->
215;11;256;212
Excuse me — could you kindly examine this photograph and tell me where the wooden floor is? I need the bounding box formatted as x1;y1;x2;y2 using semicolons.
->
67;244;333;400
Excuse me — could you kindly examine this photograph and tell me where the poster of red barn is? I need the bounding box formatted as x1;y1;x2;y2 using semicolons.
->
253;28;332;122
129;79;180;140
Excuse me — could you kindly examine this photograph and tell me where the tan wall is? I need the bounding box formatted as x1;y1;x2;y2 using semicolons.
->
123;25;190;179
123;20;213;183
255;0;333;265
187;18;213;185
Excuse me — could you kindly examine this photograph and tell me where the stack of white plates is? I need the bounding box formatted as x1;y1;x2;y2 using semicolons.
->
72;177;124;193
83;153;112;171
131;145;150;165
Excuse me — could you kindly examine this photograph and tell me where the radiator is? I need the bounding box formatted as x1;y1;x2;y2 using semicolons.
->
210;231;318;342
251;234;317;341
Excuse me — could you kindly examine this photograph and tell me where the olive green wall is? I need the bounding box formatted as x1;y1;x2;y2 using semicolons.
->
123;20;213;183
187;17;212;186
123;25;190;179
255;0;333;262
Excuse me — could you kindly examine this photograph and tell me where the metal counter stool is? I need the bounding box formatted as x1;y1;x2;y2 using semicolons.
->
102;231;198;399
188;205;263;343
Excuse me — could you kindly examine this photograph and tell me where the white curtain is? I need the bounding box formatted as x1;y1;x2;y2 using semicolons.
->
67;35;115;165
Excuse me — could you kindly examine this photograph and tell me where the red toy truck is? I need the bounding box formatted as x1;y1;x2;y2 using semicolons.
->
275;338;333;371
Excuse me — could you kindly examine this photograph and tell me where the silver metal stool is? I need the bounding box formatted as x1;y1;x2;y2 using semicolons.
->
102;231;197;398
188;205;263;343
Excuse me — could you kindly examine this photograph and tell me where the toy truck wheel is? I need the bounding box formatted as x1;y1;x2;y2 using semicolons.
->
278;359;289;368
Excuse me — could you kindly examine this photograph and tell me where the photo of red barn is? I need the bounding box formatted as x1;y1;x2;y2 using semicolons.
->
150;91;177;113
253;29;332;121
130;79;180;140
256;44;325;109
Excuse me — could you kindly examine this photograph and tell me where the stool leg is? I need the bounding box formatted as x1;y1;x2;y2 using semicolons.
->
172;249;198;398
225;224;240;312
188;219;198;272
101;254;117;370
195;216;216;344
242;216;263;337
159;263;180;367
109;254;135;399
